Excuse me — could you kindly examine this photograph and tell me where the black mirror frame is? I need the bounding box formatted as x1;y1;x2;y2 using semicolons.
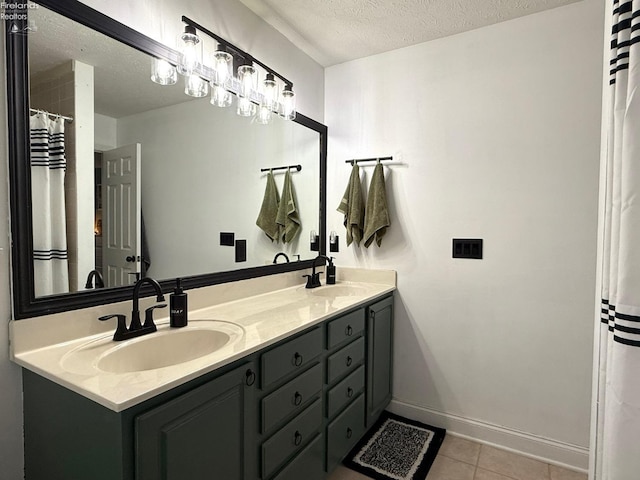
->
5;0;327;319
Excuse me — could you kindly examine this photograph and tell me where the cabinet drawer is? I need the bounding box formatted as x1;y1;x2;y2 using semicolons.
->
262;363;322;433
327;337;365;384
271;433;324;480
327;393;365;472
327;309;365;349
326;365;365;419
262;327;323;388
262;398;322;479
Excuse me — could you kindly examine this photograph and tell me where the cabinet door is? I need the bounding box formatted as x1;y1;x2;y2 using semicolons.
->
366;295;394;428
136;362;256;480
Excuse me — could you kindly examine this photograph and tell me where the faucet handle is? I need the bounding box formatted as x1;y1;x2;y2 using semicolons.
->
99;314;128;341
143;304;166;330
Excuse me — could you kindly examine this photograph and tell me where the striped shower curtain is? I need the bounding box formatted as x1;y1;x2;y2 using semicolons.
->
30;112;69;296
596;1;640;479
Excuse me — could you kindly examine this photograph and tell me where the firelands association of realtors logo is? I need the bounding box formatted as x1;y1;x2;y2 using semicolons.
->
2;2;38;34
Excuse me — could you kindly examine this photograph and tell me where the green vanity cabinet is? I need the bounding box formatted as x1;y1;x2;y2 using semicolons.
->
366;295;394;428
21;293;394;480
135;361;257;480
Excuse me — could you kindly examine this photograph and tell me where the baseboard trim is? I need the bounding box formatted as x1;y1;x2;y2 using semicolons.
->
388;399;589;473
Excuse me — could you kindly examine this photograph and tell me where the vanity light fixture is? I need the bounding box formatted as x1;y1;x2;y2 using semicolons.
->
150;16;298;124
150;58;177;85
177;25;202;75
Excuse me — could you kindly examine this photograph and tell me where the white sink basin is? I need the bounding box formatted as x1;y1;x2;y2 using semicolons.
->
61;320;244;375
310;284;369;297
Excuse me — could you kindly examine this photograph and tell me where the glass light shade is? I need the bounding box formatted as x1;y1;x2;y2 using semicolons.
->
211;84;232;107
150;58;177;85
212;47;232;86
237;64;257;99
237;96;256;117
281;85;296;120
256;105;272;124
177;26;202;75
184;74;209;97
260;73;278;111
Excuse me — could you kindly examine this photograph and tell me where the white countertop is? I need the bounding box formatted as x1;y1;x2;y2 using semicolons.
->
10;268;396;412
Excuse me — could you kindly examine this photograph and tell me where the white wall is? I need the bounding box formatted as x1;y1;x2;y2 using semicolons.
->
0;0;324;477
325;0;603;470
0;30;25;480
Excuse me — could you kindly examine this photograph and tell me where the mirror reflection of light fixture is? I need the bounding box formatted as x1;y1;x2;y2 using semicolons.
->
281;84;296;120
151;58;177;85
185;74;209;97
256;105;272;124
177;25;202;75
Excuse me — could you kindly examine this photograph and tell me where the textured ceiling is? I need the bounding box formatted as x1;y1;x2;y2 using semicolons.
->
236;0;582;66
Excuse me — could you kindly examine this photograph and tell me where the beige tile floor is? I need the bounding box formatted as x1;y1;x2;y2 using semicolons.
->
328;435;587;480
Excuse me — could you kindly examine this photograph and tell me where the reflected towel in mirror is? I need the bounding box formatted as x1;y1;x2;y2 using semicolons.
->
337;164;364;246
256;170;280;241
276;170;301;243
363;162;390;247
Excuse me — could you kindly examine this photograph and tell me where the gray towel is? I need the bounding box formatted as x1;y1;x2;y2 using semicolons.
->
256;170;280;241
276;170;301;243
363;162;390;247
337;164;364;246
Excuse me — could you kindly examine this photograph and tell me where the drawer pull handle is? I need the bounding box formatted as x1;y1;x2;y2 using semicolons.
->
294;431;303;446
293;352;303;367
346;356;353;367
245;369;256;386
346;427;353;439
293;392;303;406
347;387;354;398
345;325;353;336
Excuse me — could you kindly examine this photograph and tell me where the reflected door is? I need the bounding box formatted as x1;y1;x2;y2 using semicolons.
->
102;143;141;287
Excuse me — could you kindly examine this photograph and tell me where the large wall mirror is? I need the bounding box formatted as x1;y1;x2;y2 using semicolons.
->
6;0;327;319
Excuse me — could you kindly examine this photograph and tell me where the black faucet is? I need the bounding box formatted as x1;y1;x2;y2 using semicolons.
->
303;255;327;289
98;277;166;341
84;269;104;289
273;252;290;264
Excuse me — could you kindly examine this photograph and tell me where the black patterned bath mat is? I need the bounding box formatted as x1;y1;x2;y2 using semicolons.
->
343;411;446;480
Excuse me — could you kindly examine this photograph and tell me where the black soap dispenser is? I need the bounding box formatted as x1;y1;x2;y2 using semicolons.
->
326;257;336;285
170;278;188;328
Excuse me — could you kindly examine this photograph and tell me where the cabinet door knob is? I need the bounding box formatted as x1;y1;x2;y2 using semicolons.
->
294;431;303;446
346;427;353;439
293;352;303;367
345;325;353;336
347;387;354;398
346;356;353;367
293;391;303;406
245;369;256;386
370;311;375;319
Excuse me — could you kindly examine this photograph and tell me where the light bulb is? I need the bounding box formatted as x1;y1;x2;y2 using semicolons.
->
281;85;296;120
177;26;201;75
237;64;257;99
150;58;177;85
256;105;272;124
211;84;232;107
185;74;208;97
213;45;232;86
237;97;255;117
261;73;278;111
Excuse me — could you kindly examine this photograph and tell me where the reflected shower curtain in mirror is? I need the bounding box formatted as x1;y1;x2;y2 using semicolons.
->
30;112;69;296
596;1;640;479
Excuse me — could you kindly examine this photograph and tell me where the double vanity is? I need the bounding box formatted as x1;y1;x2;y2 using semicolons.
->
10;268;396;480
